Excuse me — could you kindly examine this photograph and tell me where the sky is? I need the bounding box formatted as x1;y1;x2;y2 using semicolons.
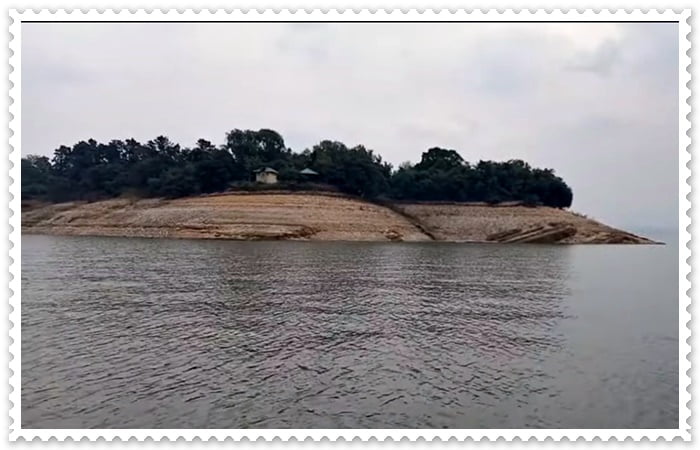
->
21;22;679;230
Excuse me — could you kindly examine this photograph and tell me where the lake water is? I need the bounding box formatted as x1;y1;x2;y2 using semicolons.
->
21;235;679;428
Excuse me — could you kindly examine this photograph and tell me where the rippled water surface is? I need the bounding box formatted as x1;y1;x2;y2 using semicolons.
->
22;235;678;428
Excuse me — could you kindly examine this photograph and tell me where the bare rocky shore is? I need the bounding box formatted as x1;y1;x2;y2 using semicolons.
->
393;202;658;244
22;192;658;244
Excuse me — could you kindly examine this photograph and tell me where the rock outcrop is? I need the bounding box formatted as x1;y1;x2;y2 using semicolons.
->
392;203;658;244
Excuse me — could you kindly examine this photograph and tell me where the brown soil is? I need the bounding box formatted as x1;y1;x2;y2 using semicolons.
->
22;192;658;244
21;193;432;242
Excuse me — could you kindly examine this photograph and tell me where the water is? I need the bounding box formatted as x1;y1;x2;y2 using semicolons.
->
21;235;679;429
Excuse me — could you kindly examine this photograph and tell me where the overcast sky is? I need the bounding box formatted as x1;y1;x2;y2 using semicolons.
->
22;22;679;230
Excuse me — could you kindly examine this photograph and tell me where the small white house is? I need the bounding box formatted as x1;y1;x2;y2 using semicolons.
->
254;167;279;184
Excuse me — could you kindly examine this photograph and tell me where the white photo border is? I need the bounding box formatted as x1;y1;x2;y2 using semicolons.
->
8;8;692;441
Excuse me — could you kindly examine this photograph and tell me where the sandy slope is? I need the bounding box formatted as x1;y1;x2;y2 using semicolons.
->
22;192;657;244
21;193;431;242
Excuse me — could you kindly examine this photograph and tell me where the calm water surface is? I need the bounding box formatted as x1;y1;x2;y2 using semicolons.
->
22;235;679;428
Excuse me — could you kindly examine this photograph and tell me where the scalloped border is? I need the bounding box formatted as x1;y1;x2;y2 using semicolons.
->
7;8;692;441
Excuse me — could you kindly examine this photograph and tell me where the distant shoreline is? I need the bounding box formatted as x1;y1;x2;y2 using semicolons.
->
22;192;660;245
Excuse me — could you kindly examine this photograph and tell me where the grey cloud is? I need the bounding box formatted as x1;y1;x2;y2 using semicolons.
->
23;61;99;86
566;40;621;75
21;22;679;230
276;35;330;64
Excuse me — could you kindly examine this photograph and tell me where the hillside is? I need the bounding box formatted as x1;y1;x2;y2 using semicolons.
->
393;203;657;244
22;192;657;244
21;193;431;242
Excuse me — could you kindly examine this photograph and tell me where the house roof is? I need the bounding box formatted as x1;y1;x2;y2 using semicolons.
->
255;167;278;174
300;168;319;175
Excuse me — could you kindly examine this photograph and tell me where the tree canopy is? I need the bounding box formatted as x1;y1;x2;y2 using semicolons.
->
21;128;573;208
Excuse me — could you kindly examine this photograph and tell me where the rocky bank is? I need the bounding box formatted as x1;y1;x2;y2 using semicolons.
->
22;192;658;244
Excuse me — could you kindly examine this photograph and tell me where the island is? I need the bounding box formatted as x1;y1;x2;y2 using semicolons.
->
21;129;657;244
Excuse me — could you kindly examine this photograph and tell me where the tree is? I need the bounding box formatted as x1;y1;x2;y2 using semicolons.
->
224;129;290;179
151;165;199;198
186;139;236;193
306;141;390;198
390;149;573;207
415;147;465;171
20;128;574;208
21;156;51;198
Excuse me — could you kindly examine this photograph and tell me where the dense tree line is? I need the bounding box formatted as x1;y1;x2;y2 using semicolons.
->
390;148;573;207
21;128;573;208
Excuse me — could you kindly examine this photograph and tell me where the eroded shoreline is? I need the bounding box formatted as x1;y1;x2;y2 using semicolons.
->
22;192;658;244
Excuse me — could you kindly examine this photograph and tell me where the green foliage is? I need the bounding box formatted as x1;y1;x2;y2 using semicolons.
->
21;129;573;208
415;147;465;171
21;156;51;197
390;151;573;207
306;141;390;198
